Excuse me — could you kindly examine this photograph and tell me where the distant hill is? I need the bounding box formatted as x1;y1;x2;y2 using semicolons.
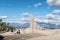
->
36;22;57;29
9;23;30;28
9;22;60;29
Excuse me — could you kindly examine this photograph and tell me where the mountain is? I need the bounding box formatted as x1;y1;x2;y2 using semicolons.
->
9;22;60;29
36;22;57;29
9;23;30;28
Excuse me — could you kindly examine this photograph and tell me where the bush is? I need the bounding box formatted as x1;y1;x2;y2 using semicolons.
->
0;26;15;31
0;22;15;31
8;26;16;30
0;26;6;31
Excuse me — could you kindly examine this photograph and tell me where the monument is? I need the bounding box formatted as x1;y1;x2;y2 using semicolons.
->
30;17;34;32
30;17;41;33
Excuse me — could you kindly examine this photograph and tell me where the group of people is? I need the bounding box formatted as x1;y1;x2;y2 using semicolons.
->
14;29;21;34
16;29;20;34
6;28;21;34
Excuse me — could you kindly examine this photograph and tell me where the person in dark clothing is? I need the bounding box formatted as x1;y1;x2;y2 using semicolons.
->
0;35;4;40
11;29;13;32
17;30;20;34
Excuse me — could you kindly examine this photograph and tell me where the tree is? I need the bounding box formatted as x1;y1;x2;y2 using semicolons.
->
0;22;15;31
7;23;9;26
0;19;2;22
0;19;2;27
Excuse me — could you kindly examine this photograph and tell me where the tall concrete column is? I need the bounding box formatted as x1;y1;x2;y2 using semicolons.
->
30;17;34;32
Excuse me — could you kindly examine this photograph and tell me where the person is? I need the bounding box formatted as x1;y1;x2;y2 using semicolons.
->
11;29;13;32
0;35;4;40
17;29;20;34
6;28;9;32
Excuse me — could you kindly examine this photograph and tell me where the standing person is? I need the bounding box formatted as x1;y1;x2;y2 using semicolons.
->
6;28;9;32
0;35;4;40
17;29;20;34
11;29;13;32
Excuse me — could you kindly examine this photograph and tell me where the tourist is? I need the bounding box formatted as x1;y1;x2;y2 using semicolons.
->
6;28;9;32
11;29;13;32
17;29;20;34
0;35;4;40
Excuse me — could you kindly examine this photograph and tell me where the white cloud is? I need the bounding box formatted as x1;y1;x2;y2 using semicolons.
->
35;17;55;23
7;20;14;23
21;18;30;21
45;14;57;20
20;17;30;24
35;18;42;22
21;13;31;17
35;16;41;19
47;0;60;6
35;16;60;25
46;10;60;20
46;14;60;20
45;10;60;20
7;19;21;23
0;16;8;19
34;3;42;7
43;10;60;24
52;10;60;14
28;2;42;8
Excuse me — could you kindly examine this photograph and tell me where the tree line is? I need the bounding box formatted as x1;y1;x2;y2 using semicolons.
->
0;19;15;31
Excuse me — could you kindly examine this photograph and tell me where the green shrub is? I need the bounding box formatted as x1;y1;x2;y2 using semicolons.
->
0;22;15;31
0;26;15;31
8;26;15;30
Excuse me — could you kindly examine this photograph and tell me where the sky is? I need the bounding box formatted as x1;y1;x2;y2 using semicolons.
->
0;0;60;24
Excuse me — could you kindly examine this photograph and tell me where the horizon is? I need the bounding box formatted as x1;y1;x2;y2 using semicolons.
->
0;0;60;25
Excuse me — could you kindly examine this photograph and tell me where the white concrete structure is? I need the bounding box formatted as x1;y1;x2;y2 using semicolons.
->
30;17;42;32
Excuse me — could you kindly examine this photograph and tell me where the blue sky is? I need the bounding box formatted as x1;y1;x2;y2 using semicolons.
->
0;0;60;24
